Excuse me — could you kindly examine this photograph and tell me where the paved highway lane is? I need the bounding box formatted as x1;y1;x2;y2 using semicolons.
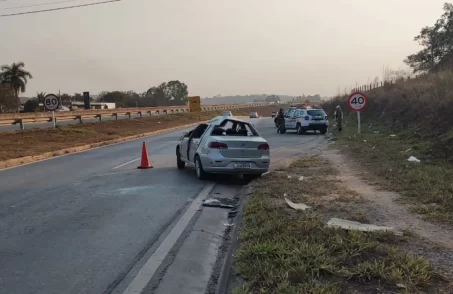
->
0;118;327;294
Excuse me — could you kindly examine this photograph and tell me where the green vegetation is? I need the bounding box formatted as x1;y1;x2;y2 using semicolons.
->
0;62;33;111
234;157;445;294
320;3;453;225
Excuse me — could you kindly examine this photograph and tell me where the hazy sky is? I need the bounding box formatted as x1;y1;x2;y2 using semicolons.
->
0;0;448;97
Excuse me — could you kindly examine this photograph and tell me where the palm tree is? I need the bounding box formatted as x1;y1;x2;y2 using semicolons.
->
1;62;33;111
36;92;46;103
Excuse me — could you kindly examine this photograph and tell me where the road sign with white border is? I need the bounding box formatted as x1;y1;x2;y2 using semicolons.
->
347;92;368;112
43;94;60;111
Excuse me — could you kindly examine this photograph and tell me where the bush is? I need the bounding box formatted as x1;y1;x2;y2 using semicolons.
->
23;98;39;113
322;70;453;161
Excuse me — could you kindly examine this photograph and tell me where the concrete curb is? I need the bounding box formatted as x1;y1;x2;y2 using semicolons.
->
0;122;203;170
214;185;253;294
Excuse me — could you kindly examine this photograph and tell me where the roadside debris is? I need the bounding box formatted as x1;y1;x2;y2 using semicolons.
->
287;175;292;179
403;148;412;153
284;197;311;211
371;130;380;134
389;134;396;137
298;176;304;181
327;218;403;236
407;156;421;163
203;197;238;209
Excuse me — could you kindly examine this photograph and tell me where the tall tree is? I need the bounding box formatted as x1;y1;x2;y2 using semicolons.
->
0;62;33;111
145;81;188;106
0;85;17;112
405;3;453;72
36;92;46;103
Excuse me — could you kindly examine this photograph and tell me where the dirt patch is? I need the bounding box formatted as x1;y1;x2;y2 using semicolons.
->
322;148;453;279
0;105;280;162
232;155;452;293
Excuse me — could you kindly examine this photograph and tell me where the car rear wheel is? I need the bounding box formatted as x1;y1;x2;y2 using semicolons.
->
195;155;207;180
320;128;328;135
176;147;185;169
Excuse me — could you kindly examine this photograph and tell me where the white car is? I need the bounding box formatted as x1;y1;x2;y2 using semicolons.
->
222;111;233;116
249;112;259;118
176;116;270;181
278;106;329;134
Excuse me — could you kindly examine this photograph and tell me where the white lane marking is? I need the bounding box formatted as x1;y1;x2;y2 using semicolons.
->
122;183;216;294
113;158;141;169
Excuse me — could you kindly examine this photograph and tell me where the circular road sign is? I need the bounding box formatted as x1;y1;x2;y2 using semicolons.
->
347;92;368;112
43;94;60;111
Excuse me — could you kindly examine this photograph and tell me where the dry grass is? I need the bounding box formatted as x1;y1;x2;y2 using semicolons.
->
233;157;448;294
321;71;453;225
0;105;281;161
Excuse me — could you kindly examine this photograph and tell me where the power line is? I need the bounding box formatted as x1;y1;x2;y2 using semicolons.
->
1;0;82;11
0;0;121;17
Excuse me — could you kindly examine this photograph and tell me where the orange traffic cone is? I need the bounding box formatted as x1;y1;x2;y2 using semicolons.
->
137;142;153;169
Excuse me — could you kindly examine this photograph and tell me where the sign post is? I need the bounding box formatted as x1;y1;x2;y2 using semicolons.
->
43;94;60;128
189;96;201;120
347;92;368;134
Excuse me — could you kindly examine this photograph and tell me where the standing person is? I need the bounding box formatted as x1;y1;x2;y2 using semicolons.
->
334;105;343;132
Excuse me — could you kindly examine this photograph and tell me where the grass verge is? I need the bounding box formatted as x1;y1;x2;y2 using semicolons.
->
330;120;453;225
233;156;446;294
0;105;280;162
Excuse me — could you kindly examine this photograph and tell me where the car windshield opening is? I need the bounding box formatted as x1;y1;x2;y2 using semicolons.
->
211;120;259;137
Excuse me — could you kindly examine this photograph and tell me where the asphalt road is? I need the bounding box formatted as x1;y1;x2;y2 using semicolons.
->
0;118;326;294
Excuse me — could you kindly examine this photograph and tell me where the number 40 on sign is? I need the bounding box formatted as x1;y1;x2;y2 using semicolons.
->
347;92;368;134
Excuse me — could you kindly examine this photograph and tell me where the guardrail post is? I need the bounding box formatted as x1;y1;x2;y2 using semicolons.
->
163;110;167;115
97;114;102;122
18;119;24;130
127;112;131;119
76;115;83;124
113;113;118;120
138;111;143;118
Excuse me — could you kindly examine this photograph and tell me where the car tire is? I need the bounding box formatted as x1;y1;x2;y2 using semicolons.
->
243;174;261;183
176;147;185;169
195;155;207;180
320;128;328;135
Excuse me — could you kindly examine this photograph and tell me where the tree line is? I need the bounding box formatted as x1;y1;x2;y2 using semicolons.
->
0;62;189;113
406;3;453;73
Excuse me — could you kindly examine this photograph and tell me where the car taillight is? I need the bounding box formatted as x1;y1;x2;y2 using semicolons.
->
258;143;269;150
208;142;228;149
305;116;310;120
325;115;328;120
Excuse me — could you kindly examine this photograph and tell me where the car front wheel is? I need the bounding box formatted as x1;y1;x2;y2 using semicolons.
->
195;155;207;180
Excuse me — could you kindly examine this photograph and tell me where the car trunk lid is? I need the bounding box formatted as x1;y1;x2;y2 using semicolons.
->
210;136;268;158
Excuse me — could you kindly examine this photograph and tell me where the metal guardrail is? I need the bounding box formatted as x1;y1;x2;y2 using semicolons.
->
0;103;270;130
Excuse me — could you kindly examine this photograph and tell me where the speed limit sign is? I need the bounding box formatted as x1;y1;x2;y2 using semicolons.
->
347;92;368;112
43;94;60;111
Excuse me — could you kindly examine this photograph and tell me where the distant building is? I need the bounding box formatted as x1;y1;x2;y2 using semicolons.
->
70;101;116;110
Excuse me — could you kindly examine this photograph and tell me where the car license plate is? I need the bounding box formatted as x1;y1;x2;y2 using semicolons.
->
234;163;251;169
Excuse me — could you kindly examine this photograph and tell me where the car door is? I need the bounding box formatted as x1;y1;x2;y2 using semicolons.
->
285;109;297;129
187;123;209;162
178;130;193;160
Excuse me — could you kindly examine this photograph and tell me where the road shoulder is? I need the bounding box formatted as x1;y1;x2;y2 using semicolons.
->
229;155;452;293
